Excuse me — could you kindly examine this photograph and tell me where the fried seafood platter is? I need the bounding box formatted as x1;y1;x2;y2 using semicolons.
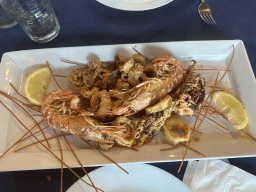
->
0;41;256;174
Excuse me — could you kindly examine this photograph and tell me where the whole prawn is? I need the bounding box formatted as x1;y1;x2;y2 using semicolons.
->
41;89;130;144
110;55;184;116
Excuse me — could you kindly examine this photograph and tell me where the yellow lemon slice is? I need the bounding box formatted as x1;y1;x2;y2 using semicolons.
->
23;67;50;106
212;91;248;130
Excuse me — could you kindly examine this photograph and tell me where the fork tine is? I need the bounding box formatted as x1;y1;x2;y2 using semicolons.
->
202;14;211;24
199;14;209;24
198;0;217;25
208;13;217;25
205;13;215;25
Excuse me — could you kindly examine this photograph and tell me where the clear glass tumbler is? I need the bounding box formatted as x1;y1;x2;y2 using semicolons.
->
1;0;60;43
0;4;17;28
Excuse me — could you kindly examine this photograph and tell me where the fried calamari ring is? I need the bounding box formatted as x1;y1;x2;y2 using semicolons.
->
162;118;190;145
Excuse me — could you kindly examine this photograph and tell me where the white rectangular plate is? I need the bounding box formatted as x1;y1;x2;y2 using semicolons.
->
0;40;256;172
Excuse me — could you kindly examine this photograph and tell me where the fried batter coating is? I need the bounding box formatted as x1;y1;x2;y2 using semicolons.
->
145;95;173;114
162;118;191;145
128;63;144;87
90;93;101;112
115;55;127;68
119;58;134;73
82;59;107;87
99;142;114;150
68;69;86;89
96;90;112;118
132;54;145;66
140;73;149;82
112;116;136;147
143;65;155;78
116;79;130;91
109;89;125;100
81;86;100;99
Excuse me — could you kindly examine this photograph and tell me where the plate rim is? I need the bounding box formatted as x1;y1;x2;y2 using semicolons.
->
96;0;174;11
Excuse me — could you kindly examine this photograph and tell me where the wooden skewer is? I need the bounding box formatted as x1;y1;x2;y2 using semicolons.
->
160;143;182;151
54;75;67;78
193;114;229;131
15;128;99;191
14;133;71;152
132;47;152;62
0;92;51;148
62;133;99;192
46;61;63;90
48;61;96;191
215;46;235;87
18;126;49;143
190;128;203;134
80;138;129;174
178;71;220;172
240;130;256;141
206;85;233;91
9;83;27;100
60;58;87;67
192;68;230;72
0;90;40;113
0;101;104;192
9;83;42;112
204;101;256;138
160;143;206;157
53;129;64;192
180;143;206;157
0;119;44;159
178;45;235;173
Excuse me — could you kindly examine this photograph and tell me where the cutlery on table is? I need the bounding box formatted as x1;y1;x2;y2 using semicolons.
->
198;0;217;25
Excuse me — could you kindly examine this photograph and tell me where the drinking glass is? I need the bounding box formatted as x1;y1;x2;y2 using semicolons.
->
0;4;17;28
1;0;60;43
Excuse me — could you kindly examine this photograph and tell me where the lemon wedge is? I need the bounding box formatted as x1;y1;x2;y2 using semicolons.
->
23;67;50;106
212;91;248;129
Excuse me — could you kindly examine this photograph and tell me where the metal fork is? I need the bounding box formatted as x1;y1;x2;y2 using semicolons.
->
198;0;217;25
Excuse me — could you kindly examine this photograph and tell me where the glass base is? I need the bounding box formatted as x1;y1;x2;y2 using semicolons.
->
0;21;17;28
30;25;60;43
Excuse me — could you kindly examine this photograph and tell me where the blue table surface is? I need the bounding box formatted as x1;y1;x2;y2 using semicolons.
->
1;0;256;191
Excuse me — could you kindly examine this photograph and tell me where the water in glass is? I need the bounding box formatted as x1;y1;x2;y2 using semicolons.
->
1;0;60;43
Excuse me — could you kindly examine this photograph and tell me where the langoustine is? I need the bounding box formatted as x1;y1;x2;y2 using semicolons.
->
41;89;130;144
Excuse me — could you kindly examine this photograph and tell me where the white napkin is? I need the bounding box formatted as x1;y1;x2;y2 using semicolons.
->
183;159;256;192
